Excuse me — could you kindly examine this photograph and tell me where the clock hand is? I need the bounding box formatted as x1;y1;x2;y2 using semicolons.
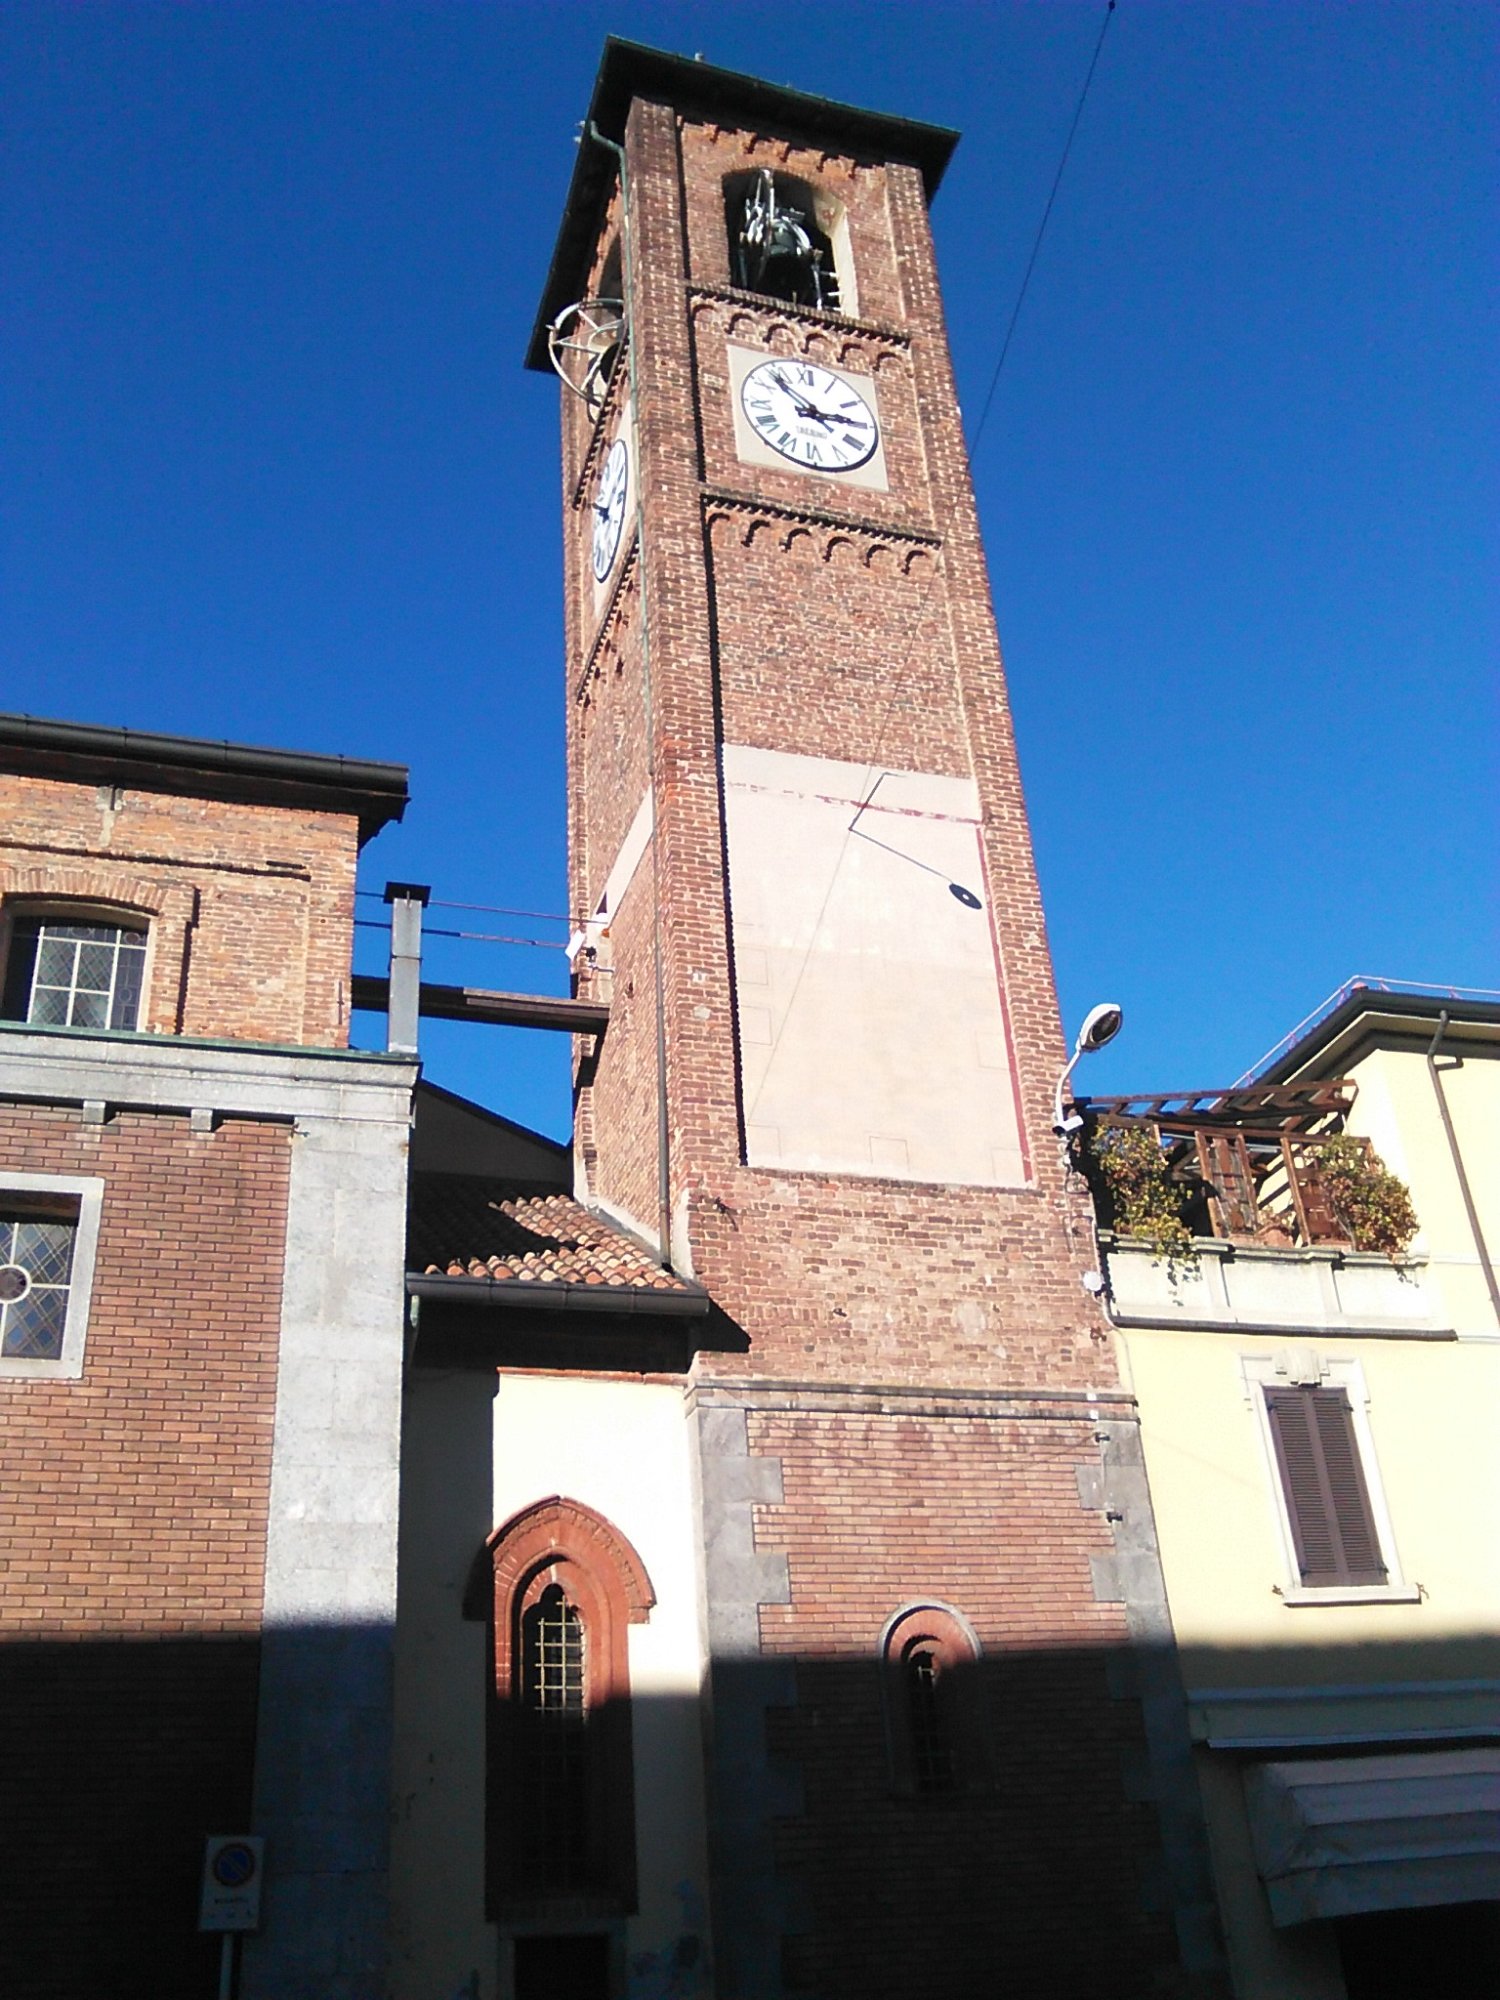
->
768;369;824;421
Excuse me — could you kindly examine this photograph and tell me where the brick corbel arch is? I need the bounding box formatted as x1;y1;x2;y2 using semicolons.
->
475;1497;653;1918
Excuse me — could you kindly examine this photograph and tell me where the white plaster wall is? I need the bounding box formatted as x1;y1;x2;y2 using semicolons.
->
391;1368;497;2000
1194;1752;1346;2000
493;1373;713;1997
390;1369;712;2000
1124;1326;1500;1664
723;745;1025;1186
1343;1039;1500;1340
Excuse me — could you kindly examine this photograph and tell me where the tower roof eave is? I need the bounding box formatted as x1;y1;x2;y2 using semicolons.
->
524;36;960;372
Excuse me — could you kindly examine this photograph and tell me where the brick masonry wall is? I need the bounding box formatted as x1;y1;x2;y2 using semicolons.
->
550;90;1216;1998
0;1102;286;1634
0;773;360;1046
576;877;662;1237
577;567;652;905
752;1404;1177;1998
0;1101;288;1994
705;507;967;777
562;100;1104;1388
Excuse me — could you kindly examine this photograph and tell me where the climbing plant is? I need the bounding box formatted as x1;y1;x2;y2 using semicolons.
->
1083;1121;1194;1264
1312;1135;1419;1258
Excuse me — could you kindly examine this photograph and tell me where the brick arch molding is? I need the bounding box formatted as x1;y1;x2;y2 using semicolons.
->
476;1496;652;1918
463;1494;655;1625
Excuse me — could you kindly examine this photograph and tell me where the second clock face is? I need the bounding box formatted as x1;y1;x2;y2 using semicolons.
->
739;359;880;473
591;435;630;583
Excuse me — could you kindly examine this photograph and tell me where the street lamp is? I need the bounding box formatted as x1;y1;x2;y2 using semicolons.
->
1052;1002;1123;1135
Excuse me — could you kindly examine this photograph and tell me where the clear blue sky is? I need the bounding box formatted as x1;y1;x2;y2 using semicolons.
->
4;2;1494;1136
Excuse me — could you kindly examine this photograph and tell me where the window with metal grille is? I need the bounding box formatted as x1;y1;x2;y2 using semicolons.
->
480;1500;653;1919
2;916;147;1031
904;1643;955;1793
882;1602;985;1795
1264;1385;1388;1588
0;1198;79;1362
520;1583;590;1889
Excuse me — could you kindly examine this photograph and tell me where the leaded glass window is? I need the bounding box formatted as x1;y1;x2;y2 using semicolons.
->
2;917;147;1031
0;1203;78;1362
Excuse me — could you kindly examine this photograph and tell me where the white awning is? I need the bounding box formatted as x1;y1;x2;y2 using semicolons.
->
1244;1748;1500;1925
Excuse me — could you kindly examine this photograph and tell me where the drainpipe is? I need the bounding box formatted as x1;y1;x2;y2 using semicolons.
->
384;881;430;1056
1426;1010;1500;1329
588;120;674;1268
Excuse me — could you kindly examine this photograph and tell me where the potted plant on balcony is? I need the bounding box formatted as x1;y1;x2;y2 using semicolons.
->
1082;1121;1194;1266
1305;1135;1419;1258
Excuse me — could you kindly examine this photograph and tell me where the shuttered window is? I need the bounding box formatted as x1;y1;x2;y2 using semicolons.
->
1264;1386;1387;1587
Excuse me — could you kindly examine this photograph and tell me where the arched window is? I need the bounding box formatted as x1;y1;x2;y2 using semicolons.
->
1;907;148;1030
472;1497;654;1917
724;168;849;313
902;1636;954;1793
881;1602;986;1797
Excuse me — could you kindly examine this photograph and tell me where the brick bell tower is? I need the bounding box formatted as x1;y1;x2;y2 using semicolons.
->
527;40;1218;2000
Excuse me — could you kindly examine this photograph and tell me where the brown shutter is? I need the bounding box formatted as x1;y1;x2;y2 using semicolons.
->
1264;1386;1388;1587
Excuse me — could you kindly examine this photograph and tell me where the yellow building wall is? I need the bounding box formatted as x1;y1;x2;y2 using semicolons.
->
1336;1035;1500;1340
1123;1326;1500;1685
1115;1022;1500;1998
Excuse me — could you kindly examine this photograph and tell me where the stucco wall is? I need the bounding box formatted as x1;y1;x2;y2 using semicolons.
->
390;1368;712;2000
1340;1036;1500;1339
1122;1326;1500;1678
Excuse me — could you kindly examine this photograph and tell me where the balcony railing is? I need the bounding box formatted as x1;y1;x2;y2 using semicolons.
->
1154;1125;1371;1248
1078;1079;1367;1249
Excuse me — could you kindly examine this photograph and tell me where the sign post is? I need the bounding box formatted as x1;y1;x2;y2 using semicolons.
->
199;1836;264;1999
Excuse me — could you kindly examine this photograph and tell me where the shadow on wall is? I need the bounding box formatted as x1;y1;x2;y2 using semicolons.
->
0;1630;260;1999
700;1636;1500;2000
0;1620;397;2000
1;1627;1498;2000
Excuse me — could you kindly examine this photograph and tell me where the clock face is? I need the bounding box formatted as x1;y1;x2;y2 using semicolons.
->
739;359;879;472
591;435;630;583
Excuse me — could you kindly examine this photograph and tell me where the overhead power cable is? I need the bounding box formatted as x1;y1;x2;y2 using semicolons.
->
355;889;576;925
747;1;1120;1118
352;918;562;950
969;0;1117;453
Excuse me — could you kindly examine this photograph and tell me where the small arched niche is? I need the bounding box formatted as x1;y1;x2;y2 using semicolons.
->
880;1600;989;1796
724;168;853;315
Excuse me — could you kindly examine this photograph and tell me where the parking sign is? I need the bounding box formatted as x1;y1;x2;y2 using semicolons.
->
199;1835;264;1933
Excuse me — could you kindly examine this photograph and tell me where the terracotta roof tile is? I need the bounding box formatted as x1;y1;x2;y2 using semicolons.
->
407;1173;694;1294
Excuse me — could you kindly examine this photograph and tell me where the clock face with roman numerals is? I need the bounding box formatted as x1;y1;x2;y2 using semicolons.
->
591;435;630;583
739;359;880;473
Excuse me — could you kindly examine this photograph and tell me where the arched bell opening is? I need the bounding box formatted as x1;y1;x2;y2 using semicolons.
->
724;168;848;314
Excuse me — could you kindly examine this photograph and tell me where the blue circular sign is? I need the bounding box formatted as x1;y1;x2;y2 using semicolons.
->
212;1843;256;1889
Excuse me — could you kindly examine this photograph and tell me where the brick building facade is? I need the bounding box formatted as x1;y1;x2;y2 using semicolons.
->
0;715;415;1999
